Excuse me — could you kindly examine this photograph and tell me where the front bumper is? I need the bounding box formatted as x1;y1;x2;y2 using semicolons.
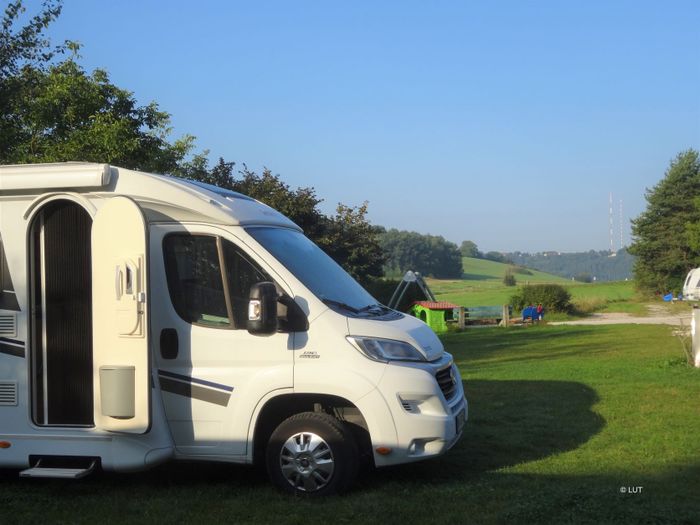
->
367;355;468;467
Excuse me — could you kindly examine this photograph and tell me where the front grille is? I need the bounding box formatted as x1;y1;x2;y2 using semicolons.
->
436;366;457;401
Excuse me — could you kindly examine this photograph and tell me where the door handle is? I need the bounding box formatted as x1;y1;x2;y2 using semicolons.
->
160;329;179;360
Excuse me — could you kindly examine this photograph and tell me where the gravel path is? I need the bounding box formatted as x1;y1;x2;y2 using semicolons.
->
548;307;692;327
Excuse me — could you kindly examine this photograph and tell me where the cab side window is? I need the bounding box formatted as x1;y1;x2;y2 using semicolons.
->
163;234;273;330
163;235;230;327
222;240;271;328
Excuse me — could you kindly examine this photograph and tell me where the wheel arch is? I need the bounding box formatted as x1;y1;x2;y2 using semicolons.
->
250;392;371;466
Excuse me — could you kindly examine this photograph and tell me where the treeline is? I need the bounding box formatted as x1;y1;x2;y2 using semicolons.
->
506;249;634;282
380;229;463;279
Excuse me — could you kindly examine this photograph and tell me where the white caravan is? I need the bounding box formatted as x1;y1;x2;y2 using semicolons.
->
0;163;467;495
683;268;700;301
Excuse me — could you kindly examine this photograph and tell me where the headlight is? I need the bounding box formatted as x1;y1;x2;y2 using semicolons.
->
347;336;425;363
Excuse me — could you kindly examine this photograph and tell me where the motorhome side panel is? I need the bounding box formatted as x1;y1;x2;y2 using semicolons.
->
0;187;174;472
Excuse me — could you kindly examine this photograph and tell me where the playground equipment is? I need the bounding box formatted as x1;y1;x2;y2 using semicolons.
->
387;271;436;308
388;272;457;333
387;271;512;332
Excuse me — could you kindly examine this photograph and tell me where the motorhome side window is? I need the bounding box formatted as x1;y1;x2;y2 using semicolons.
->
0;234;19;311
163;234;271;329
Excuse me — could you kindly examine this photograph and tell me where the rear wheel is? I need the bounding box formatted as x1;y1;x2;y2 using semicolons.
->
266;412;358;496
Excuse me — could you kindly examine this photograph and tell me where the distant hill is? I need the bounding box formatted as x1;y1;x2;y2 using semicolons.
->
462;257;570;283
505;249;634;282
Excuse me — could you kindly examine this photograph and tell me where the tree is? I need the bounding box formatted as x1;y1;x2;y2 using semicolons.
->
629;150;700;293
503;269;516;286
1;57;193;171
0;1;386;282
172;156;385;282
380;229;463;279
316;203;386;283
685;196;700;254
0;0;65;78
460;240;480;258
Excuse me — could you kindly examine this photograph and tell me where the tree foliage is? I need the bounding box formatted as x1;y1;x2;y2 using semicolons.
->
0;1;386;283
507;249;634;282
502;269;516;287
629;150;700;293
173;156;385;282
0;0;65;78
0;0;191;173
460;240;480;258
380;229;463;279
1;59;193;171
510;284;572;313
316;203;386;283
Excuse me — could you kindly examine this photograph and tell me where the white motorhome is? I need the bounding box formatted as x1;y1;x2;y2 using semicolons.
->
0;163;467;495
683;268;700;301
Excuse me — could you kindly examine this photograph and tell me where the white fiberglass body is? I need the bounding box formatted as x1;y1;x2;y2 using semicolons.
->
0;163;466;492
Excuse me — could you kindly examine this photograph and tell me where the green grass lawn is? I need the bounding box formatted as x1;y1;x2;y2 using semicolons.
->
1;325;698;524
428;257;643;315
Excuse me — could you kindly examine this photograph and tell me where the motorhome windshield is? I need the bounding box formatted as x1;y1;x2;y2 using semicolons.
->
246;227;378;311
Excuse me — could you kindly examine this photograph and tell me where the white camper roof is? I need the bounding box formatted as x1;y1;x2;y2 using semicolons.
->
0;162;301;230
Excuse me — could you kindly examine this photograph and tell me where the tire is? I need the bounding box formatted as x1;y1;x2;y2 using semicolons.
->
265;412;359;496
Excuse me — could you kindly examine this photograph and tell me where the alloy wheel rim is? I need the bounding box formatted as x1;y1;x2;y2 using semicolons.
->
279;431;335;492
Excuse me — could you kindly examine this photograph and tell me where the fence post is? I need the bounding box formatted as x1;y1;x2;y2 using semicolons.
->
458;307;466;330
501;304;510;327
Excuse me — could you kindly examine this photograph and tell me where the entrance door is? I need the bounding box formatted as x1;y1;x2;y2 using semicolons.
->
91;197;150;433
29;200;93;426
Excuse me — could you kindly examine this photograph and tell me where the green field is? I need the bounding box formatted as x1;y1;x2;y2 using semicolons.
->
1;324;698;524
428;257;640;314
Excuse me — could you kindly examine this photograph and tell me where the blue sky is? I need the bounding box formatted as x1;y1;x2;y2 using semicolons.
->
36;0;700;252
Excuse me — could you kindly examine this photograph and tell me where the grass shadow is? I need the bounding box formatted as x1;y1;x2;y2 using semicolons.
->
462;273;496;281
359;379;604;488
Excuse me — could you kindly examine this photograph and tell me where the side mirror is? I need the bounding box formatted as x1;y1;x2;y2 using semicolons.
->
248;282;278;335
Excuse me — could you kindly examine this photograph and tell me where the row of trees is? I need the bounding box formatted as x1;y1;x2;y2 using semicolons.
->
459;240;510;263
380;229;463;279
506;249;634;282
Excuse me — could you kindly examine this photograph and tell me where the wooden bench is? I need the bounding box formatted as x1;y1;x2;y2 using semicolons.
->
450;305;513;328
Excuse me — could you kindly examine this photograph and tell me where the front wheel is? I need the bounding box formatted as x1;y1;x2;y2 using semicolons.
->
266;412;359;496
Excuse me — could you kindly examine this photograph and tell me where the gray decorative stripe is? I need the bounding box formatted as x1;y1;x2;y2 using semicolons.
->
0;341;24;358
159;376;231;407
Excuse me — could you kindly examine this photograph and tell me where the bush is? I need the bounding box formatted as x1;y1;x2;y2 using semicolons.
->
510;284;573;313
503;270;516;287
574;272;593;283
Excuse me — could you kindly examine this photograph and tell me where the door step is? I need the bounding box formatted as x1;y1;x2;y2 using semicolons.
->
20;458;97;479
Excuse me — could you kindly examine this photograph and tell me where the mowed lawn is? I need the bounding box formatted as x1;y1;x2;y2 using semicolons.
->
1;325;698;524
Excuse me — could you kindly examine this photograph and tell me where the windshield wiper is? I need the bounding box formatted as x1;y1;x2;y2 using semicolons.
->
322;298;360;314
358;303;389;313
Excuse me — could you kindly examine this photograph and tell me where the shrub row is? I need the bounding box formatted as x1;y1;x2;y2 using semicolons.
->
510;284;572;313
